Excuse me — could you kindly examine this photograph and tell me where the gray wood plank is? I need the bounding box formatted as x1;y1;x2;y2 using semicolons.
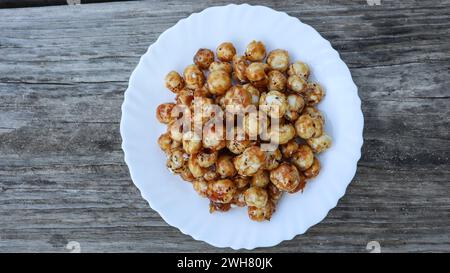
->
0;0;449;252
0;1;134;9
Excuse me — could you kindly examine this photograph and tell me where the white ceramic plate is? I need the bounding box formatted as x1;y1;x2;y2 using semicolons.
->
120;4;363;250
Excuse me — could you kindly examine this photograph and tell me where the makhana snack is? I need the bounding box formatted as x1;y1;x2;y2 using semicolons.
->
157;40;331;221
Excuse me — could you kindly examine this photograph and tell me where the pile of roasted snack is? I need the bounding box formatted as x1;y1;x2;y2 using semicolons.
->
156;41;332;221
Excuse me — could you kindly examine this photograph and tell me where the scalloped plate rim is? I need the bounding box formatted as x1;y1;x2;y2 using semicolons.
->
120;3;364;250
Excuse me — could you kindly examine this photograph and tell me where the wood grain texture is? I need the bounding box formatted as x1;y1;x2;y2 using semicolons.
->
0;0;449;252
0;0;134;9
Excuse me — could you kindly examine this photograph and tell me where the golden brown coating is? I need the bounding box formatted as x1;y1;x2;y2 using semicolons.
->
245;62;269;82
192;97;216;126
280;139;299;158
215;95;226;109
304;157;321;178
267;49;290;72
294;113;323;139
158;41;332;221
183;64;205;90
284;110;299;122
227;138;252;155
248;201;274;221
291;144;314;171
216;154;237;178
287;93;305;112
203;167;219;181
231;188;247;207
179;165;195;182
306;134;332;153
168;121;184;142
251;170;270;188
267;183;283;204
166;148;187;173
263;148;282;171
165;71;185;93
233;146;266;176
251;78;269;90
197;149;218;168
209;61;233;74
202;123;226;150
209;201;232;213
182;131;202;154
267;70;287;91
285;94;305;122
287;61;310;79
269;163;301;192
259;90;288;119
172;140;182;151
302;106;324;123
176;89;194;106
234;176;250;189
287;174;307;193
193;85;210;98
207;179;237;203
243;113;267;140
188;154;207;178
287;74;307;93
207;70;232;95
216;42;236;62
244;186;268;208
245;40;266;62
304;82;325;106
193;179;209;197
156;103;175;124
243;84;260;106
158;132;174;153
194;48;215;69
269;123;296;145
233;175;250;189
222;85;252;111
232;55;249;83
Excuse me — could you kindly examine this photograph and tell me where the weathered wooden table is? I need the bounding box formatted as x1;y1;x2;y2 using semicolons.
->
0;0;449;252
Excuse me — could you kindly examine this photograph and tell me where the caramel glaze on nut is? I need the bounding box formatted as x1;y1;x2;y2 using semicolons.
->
157;41;332;221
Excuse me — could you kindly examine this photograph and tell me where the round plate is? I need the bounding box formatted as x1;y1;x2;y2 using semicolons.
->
120;4;363;249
